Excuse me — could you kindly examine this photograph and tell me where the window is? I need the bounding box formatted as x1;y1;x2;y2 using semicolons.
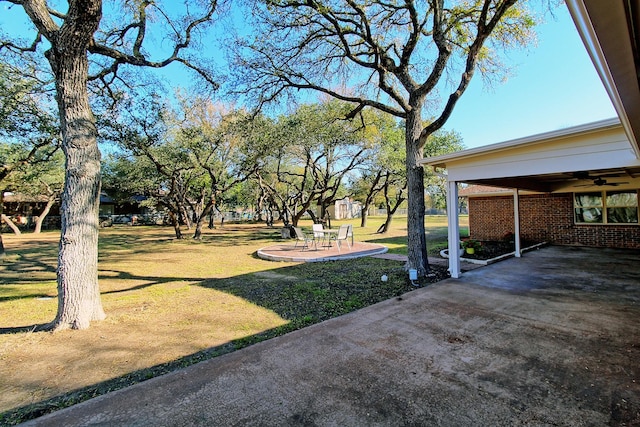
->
574;191;638;224
606;191;638;223
575;192;603;223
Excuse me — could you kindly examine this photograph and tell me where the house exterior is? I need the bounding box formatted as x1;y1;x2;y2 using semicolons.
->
461;184;640;249
420;0;640;277
2;193;57;219
2;192;149;230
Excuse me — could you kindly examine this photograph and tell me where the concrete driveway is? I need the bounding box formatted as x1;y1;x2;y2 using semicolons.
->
25;246;640;426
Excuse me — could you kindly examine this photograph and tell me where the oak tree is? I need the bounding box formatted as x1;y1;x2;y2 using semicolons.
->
233;0;536;275
1;0;220;330
255;100;373;227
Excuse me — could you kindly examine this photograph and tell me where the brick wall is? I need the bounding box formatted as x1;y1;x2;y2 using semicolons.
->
468;196;514;240
468;193;640;249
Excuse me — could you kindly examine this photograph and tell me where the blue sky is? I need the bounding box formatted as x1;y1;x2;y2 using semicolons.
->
443;5;617;148
1;3;617;150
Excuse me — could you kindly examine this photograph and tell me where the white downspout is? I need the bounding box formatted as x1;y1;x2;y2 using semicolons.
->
513;189;521;257
447;180;461;278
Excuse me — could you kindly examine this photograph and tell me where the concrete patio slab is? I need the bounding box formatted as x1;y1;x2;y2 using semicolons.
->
23;246;640;426
257;241;388;262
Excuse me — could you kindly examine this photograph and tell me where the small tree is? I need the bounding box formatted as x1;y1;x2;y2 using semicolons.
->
350;114;406;229
255;100;373;227
173;103;262;239
423;129;466;211
5;148;65;234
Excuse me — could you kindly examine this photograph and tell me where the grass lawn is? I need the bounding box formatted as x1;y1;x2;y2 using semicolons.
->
0;215;467;424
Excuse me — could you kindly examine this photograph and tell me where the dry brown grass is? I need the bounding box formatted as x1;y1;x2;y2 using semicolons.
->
1;224;290;416
0;217;464;423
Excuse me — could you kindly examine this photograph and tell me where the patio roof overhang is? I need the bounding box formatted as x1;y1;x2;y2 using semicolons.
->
420;118;640;279
420;118;640;192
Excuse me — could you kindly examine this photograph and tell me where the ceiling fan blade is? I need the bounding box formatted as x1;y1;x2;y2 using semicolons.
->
605;182;629;186
573;181;629;188
571;171;624;180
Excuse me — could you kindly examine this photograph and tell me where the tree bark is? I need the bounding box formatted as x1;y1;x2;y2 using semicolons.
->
360;209;368;227
1;214;22;235
168;210;183;239
405;110;429;276
193;202;214;239
361;170;383;228
377;176;405;234
41;1;106;330
33;197;56;234
0;192;4;259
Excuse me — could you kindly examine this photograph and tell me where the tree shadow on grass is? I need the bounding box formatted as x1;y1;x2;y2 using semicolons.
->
0;257;449;424
0;323;47;334
99;224;283;250
98;269;205;295
0;270;207;334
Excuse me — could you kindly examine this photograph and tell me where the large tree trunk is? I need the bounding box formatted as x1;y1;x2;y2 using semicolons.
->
405;110;430;276
291;201;311;227
168;210;184;239
44;2;106;330
360;208;368;227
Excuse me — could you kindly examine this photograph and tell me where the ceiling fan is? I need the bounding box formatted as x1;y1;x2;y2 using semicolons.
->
572;171;628;187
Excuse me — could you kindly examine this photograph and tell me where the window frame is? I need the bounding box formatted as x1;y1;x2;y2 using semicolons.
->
574;190;639;225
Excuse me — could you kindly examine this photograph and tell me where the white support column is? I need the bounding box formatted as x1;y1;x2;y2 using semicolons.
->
513;189;522;257
447;180;461;278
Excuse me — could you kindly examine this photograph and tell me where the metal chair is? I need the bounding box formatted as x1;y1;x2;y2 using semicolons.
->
346;224;354;246
312;223;325;239
335;224;352;252
292;227;316;251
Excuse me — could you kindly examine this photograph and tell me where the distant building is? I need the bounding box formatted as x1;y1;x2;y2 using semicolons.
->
332;197;362;220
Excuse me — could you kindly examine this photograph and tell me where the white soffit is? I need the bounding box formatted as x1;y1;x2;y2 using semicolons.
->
421;118;640;182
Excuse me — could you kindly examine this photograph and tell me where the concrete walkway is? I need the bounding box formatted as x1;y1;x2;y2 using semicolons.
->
24;246;640;426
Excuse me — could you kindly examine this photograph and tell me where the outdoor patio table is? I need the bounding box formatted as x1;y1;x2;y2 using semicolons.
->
320;229;339;249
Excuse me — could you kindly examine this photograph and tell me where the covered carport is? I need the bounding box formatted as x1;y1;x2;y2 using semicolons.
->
421;0;640;278
422;119;640;278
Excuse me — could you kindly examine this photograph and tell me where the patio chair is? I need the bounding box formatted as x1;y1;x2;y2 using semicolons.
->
335;224;352;252
312;223;325;239
346;224;354;246
292;227;316;251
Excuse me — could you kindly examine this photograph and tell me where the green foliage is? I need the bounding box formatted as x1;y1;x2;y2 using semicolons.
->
424;129;466;210
0;64;61;192
255;99;376;224
461;238;482;251
0;63;57;144
102;93;267;234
